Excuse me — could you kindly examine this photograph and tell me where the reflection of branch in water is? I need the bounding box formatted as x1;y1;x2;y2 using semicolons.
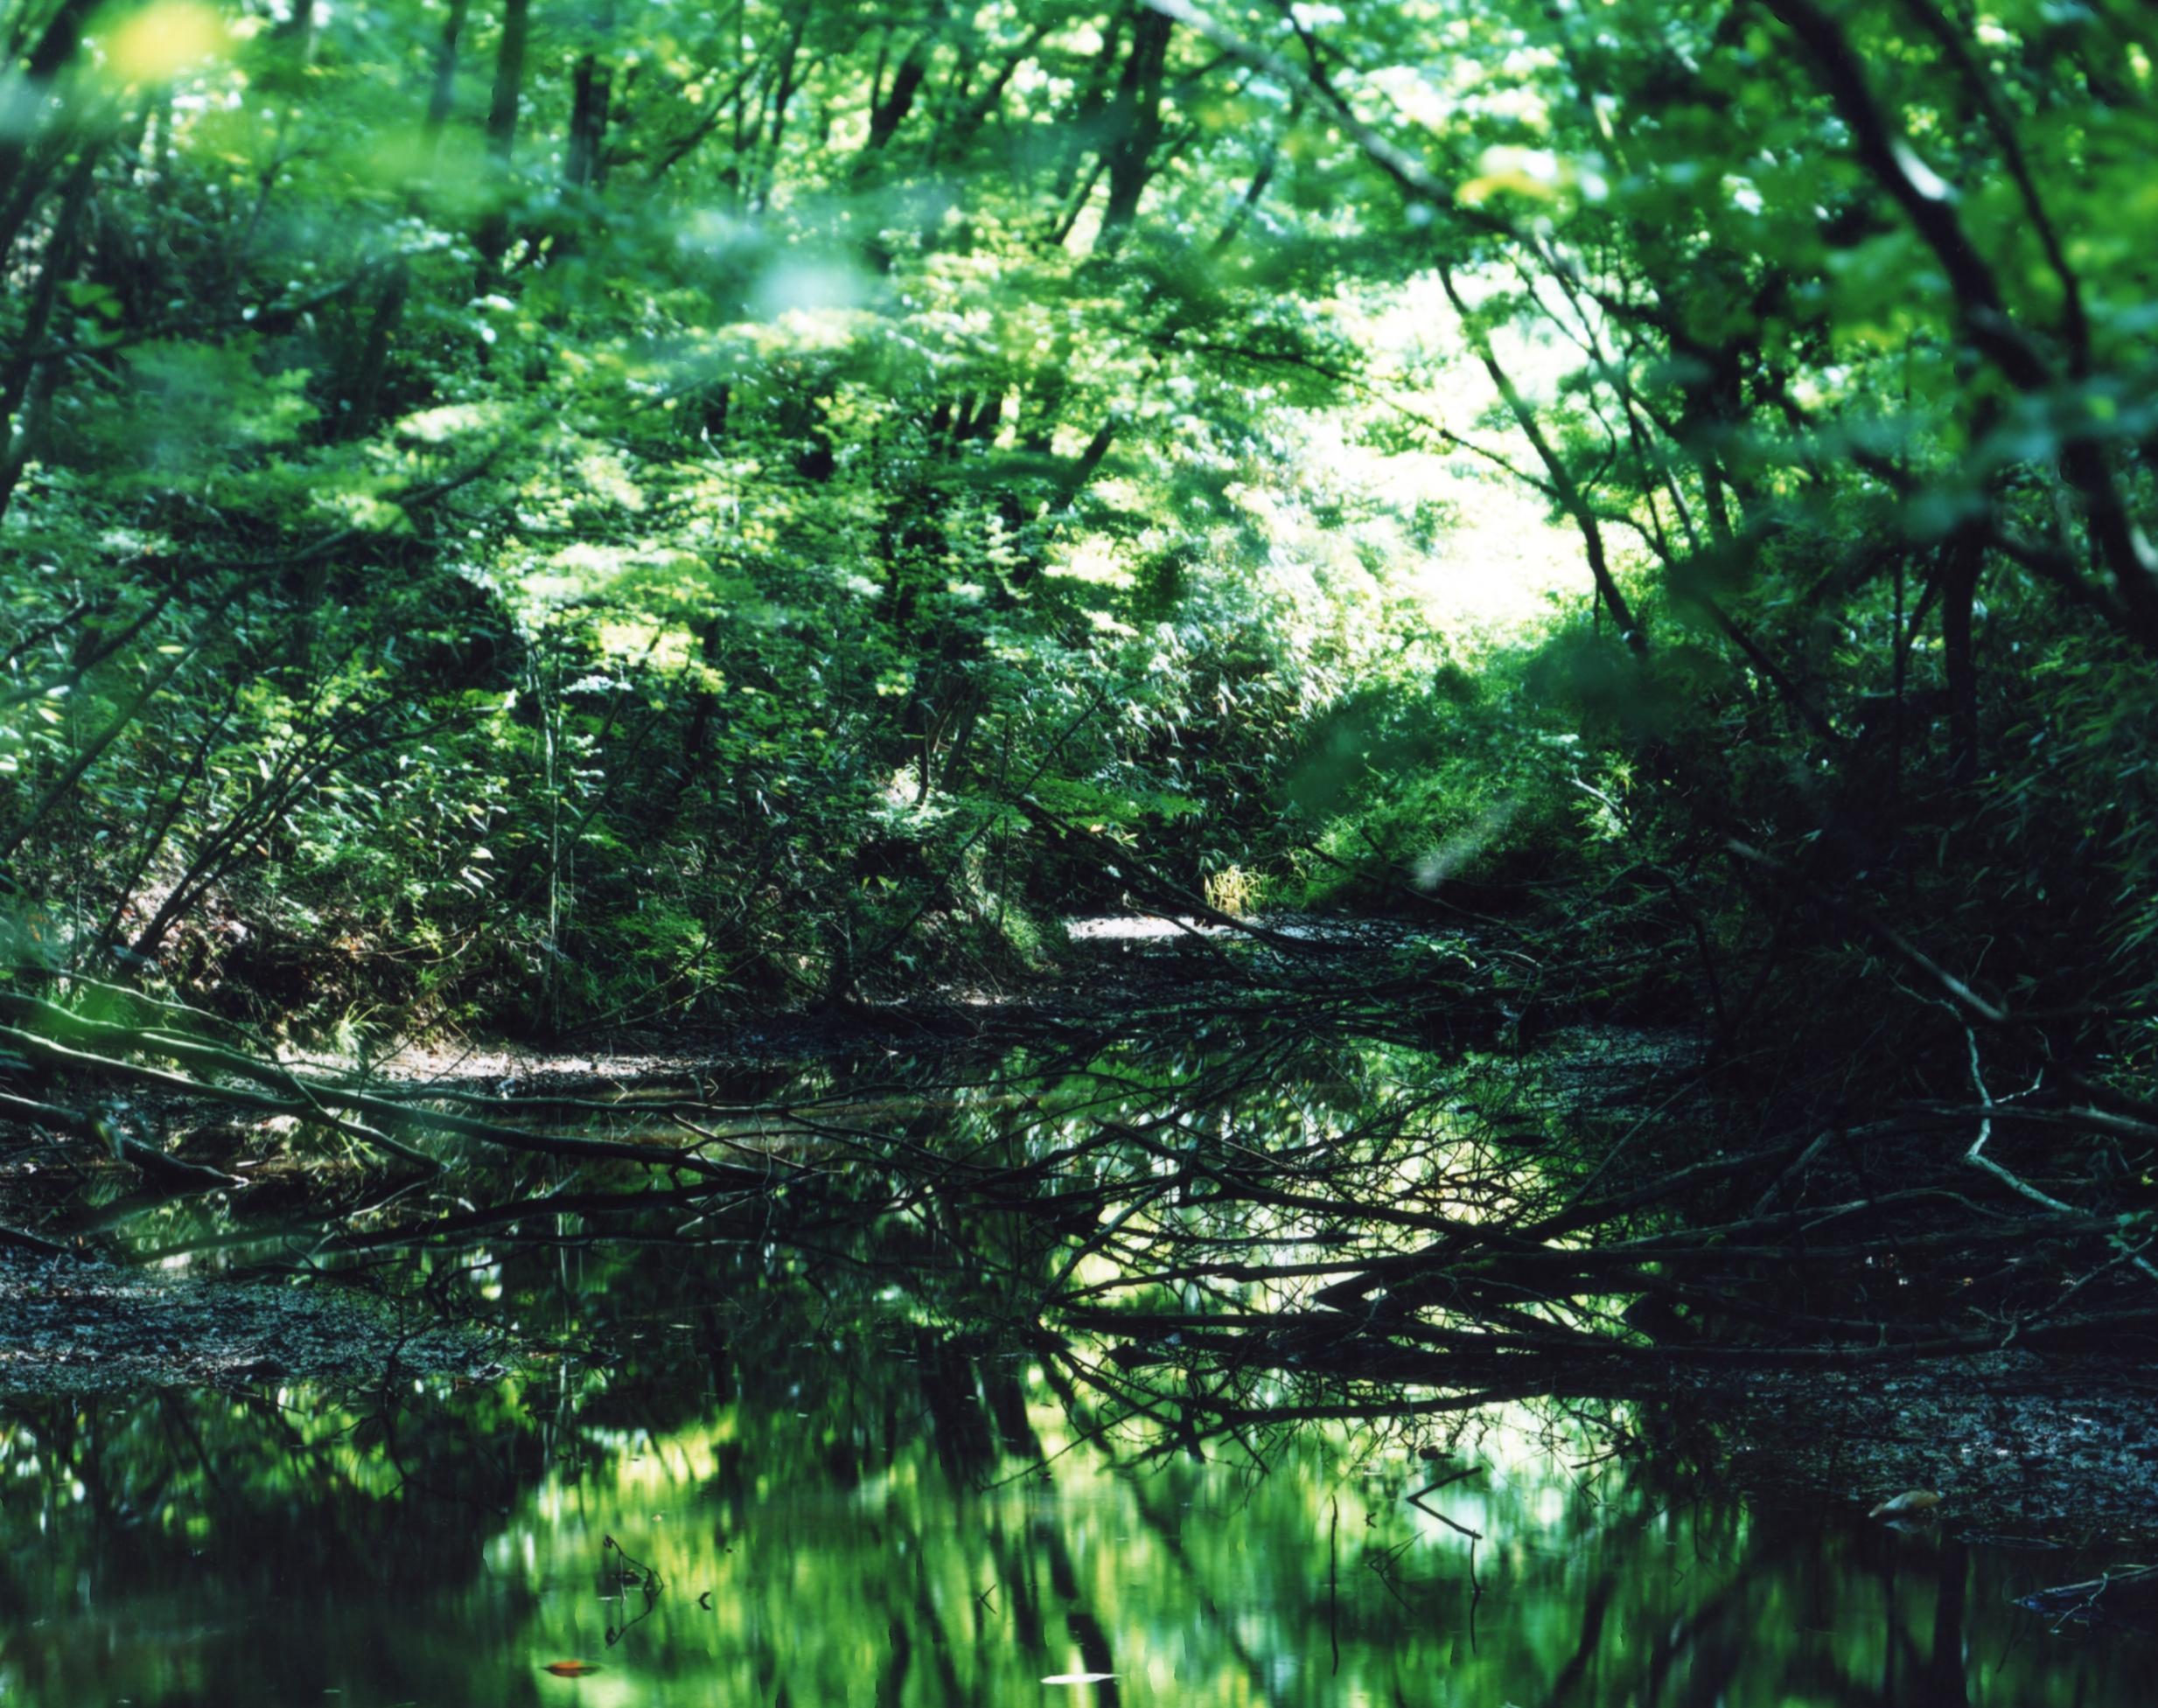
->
2021;1563;2158;1632
1328;1495;1340;1675
1407;1461;1484;1539
45;979;2152;1481
601;1533;664;1648
1365;1536;1415;1612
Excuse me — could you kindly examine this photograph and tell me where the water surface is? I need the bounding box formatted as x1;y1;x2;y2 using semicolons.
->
4;1020;2149;1705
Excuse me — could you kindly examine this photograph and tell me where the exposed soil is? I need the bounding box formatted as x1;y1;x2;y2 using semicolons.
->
1710;1354;2158;1553
0;1248;505;1394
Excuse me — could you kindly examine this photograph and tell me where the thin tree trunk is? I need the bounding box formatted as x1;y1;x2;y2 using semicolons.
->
565;52;611;190
1098;7;1172;252
1436;265;1648;652
473;0;531;297
0;145;96;527
342;0;469;435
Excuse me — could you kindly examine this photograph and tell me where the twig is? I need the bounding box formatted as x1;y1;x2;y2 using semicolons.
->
1962;1028;2158;1284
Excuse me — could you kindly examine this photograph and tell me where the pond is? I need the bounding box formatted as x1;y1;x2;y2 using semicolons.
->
3;1008;2152;1705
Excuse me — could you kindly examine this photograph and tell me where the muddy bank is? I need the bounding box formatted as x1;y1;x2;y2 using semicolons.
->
1704;1353;2158;1551
0;1250;504;1394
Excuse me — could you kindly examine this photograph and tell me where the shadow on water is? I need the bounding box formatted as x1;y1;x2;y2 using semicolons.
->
3;1012;2153;1704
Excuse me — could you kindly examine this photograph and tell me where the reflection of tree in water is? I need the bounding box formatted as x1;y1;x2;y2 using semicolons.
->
3;1008;2148;1702
53;973;2155;1453
0;1310;2134;1706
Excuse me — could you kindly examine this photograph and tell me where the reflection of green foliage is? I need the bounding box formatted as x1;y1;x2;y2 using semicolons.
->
0;1015;2143;1704
0;1335;2134;1708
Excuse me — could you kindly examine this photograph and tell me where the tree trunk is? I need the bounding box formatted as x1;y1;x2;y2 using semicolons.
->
341;0;469;436
0;145;96;528
565;52;611;191
1436;266;1648;652
473;0;532;297
1098;7;1172;253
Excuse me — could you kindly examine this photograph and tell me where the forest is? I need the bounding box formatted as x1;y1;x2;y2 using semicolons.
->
4;0;2158;1700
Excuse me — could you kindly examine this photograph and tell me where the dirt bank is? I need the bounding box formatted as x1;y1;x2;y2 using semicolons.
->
0;1249;504;1394
1708;1354;2158;1552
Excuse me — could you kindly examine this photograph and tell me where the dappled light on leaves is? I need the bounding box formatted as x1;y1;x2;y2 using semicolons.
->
96;2;231;88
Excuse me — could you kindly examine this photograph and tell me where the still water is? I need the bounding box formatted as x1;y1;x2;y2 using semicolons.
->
0;1314;2146;1707
3;1014;2150;1705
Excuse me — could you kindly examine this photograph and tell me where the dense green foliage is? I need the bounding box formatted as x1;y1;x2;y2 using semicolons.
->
3;0;2157;1134
0;0;1449;1034
14;22;2158;1687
